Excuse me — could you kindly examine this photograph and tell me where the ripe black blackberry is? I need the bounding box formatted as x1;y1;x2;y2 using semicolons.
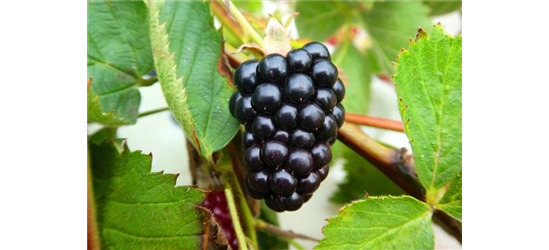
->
230;42;345;212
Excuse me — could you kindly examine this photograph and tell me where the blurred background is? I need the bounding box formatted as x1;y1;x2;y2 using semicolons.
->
88;1;461;249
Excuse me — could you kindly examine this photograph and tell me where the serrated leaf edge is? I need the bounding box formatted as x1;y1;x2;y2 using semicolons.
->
392;24;462;197
147;2;209;159
318;195;433;250
87;78;133;125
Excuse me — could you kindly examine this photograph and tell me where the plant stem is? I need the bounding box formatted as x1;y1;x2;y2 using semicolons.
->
337;124;462;242
345;113;405;132
222;0;265;47
138;107;170;118
87;149;101;250
255;219;319;242
137;76;158;87
223;141;259;248
230;171;259;248
225;186;249;250
338;124;423;198
211;1;246;44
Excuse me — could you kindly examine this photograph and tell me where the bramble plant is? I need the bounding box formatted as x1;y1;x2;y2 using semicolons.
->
87;1;462;249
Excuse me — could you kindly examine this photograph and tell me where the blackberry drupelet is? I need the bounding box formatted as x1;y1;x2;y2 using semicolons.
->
229;42;346;212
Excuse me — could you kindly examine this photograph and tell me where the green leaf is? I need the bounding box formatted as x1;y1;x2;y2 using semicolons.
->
89;140;206;249
87;1;153;124
88;83;132;126
361;1;431;74
316;196;434;250
424;1;462;16
332;41;371;115
393;25;462;202
295;1;355;41
148;1;239;159
330;146;403;205
437;171;462;221
88;127;117;144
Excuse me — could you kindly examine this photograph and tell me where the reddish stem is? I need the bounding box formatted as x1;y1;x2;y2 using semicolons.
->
345;113;405;132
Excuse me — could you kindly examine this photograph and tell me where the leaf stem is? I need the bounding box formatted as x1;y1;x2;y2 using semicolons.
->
230;172;259;248
222;0;265;47
225;186;249;250
255;219;319;242
87;149;101;250
137;76;158;87
138;107;170;118
345;113;405;132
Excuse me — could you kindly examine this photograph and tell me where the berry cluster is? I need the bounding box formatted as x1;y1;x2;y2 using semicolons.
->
202;191;240;250
229;42;346;212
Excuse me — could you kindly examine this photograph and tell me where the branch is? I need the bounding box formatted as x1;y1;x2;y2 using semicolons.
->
255;219;319;242
338;124;421;198
433;210;462;244
337;124;462;242
345;113;405;132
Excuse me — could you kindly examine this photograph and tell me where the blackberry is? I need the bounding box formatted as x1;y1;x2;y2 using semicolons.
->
257;54;288;84
290;129;315;149
283;73;315;104
252;83;282;114
234;60;259;94
230;42;345;212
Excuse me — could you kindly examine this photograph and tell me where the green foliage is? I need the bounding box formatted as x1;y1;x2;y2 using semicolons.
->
393;25;462;202
87;1;153;124
361;1;431;74
87;84;132;126
330;146;403;204
437;172;462;221
148;1;239;159
88;127;117;144
295;1;431;75
89;140;206;249
424;1;462;16
332;41;371;115
234;0;263;15
316;196;434;250
294;1;354;41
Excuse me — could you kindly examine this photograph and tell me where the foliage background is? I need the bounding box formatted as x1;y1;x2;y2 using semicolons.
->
87;1;462;249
